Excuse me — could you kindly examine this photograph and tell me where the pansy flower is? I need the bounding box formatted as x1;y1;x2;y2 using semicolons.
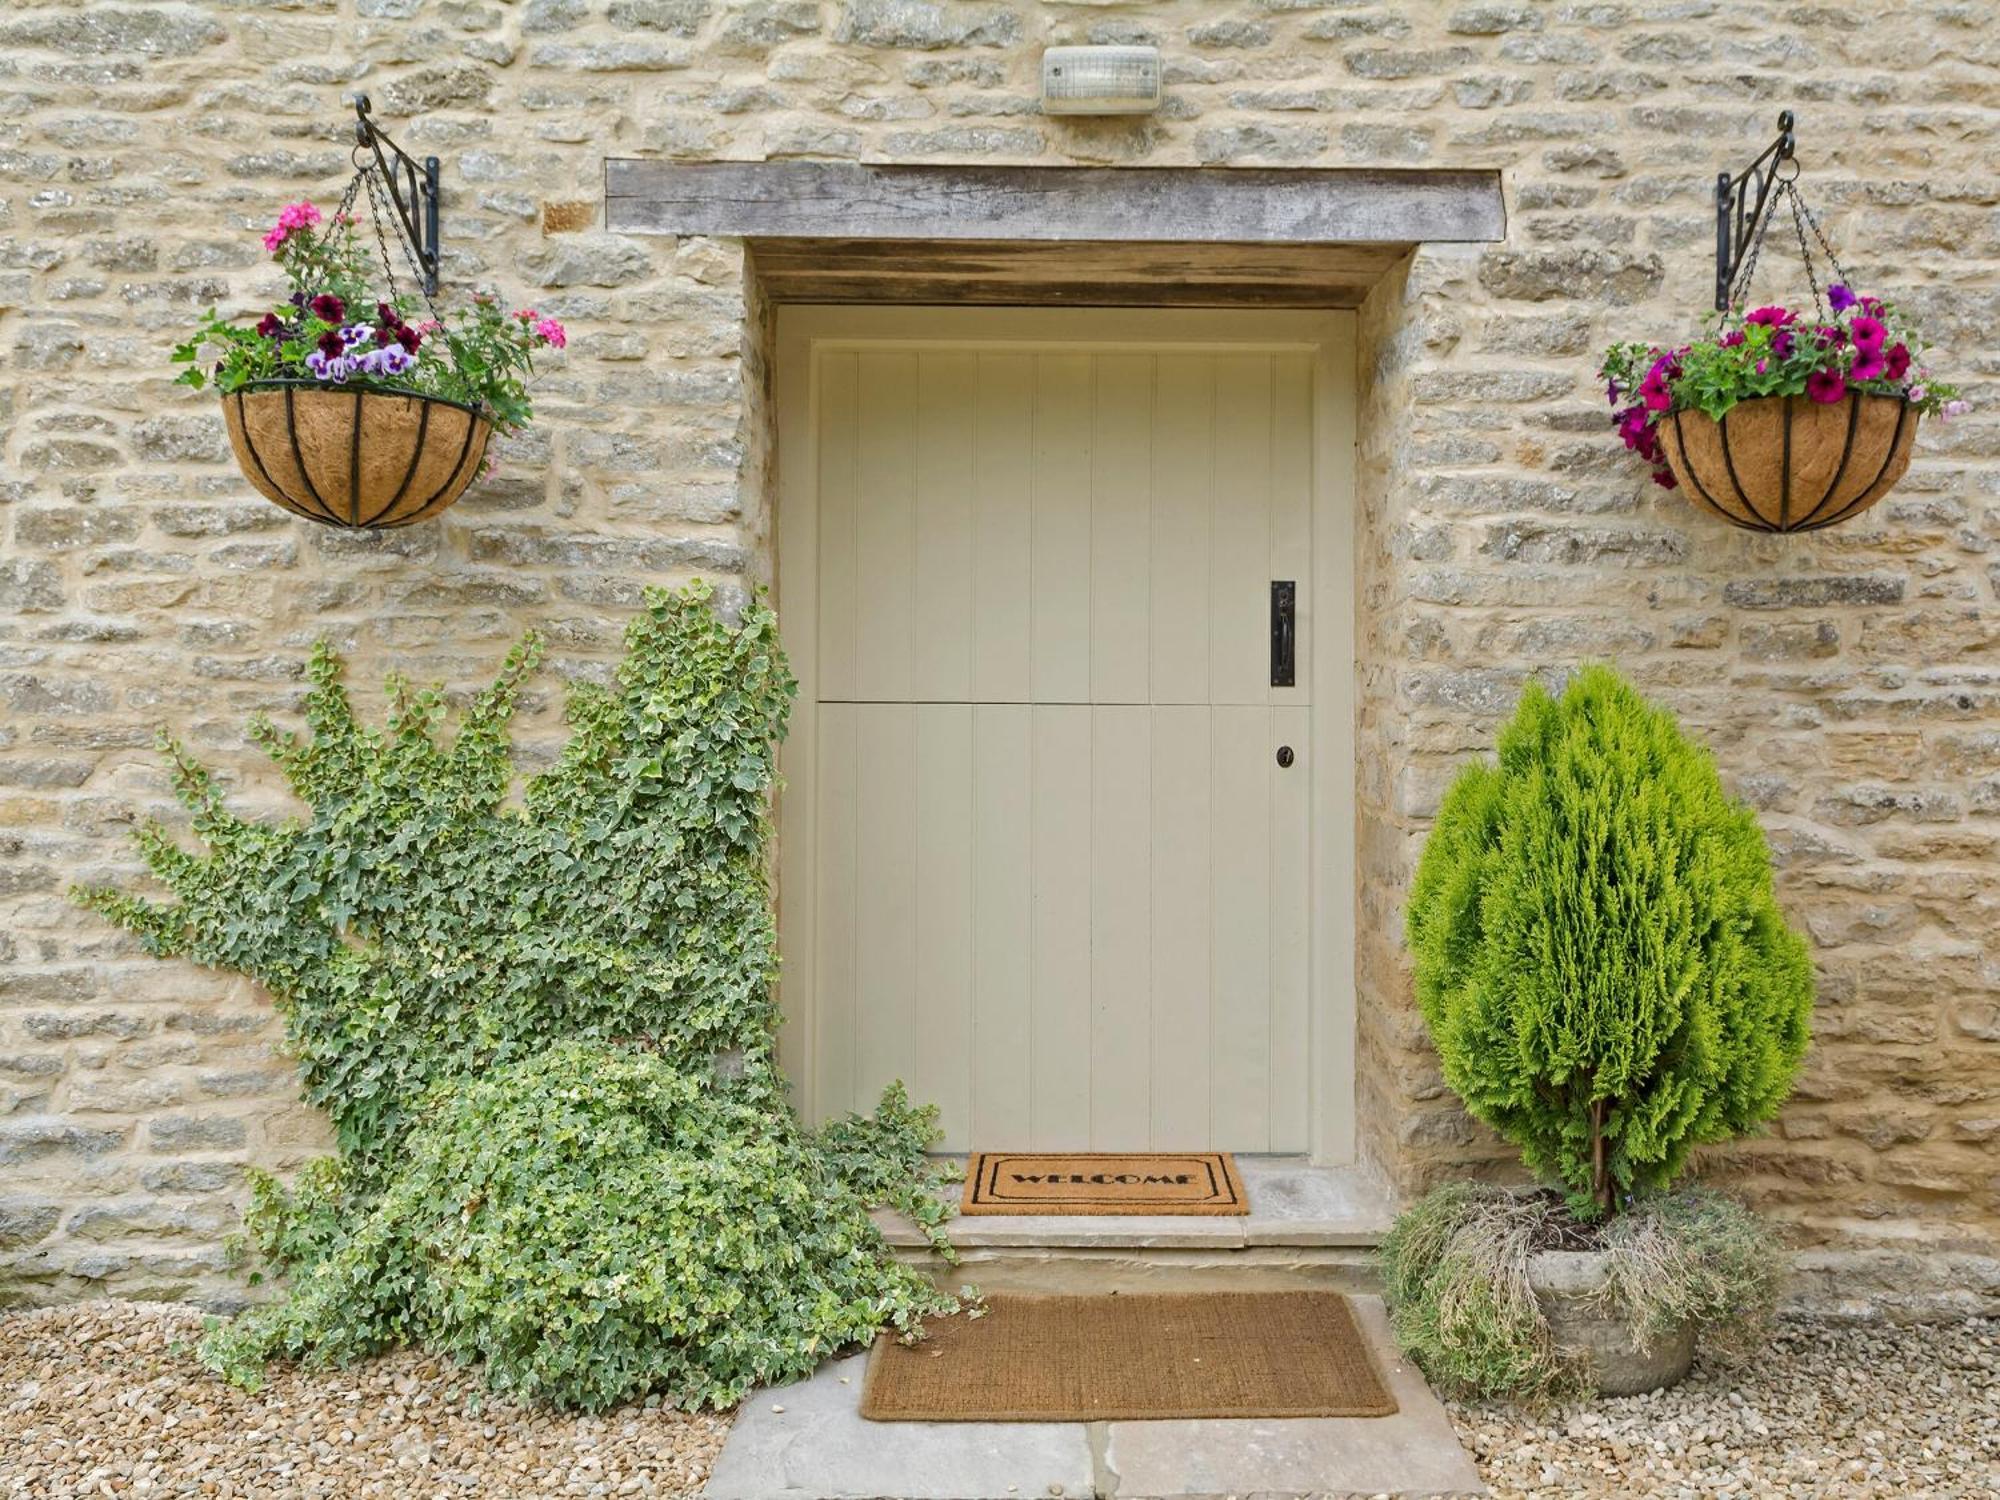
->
309;293;346;324
256;313;284;338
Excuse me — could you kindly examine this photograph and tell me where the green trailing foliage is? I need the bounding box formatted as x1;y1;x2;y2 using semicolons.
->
1405;666;1814;1220
76;583;957;1411
1381;1184;1784;1401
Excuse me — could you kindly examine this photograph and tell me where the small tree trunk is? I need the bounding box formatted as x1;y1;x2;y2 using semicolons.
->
1590;1098;1613;1216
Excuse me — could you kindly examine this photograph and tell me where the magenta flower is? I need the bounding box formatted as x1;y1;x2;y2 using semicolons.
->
1849;315;1887;354
1720;329;1746;348
1745;305;1794;328
1827;284;1858;313
262;200;322;253
1850;351;1887;382
1884;344;1911;380
534;317;567;349
256;313;284;338
1806;369;1847;404
1772;331;1794;358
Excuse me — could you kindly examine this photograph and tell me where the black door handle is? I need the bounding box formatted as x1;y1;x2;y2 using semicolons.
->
1270;580;1295;687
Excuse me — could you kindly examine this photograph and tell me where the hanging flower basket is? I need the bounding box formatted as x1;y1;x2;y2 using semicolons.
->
223;382;493;530
1654;391;1918;534
173;102;564;530
1597;130;1965;534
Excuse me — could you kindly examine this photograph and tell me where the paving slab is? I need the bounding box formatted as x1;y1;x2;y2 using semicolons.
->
1101;1298;1486;1499
701;1352;1095;1500
701;1296;1483;1500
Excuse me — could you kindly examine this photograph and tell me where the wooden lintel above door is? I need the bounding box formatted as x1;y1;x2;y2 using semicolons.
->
748;237;1403;309
603;161;1506;245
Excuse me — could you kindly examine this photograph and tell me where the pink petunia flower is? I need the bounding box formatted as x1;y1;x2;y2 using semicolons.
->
1848;315;1887;354
1908;384;1927;403
1850;352;1887;382
1942;399;1971;419
1745;305;1795;328
1806;368;1847;404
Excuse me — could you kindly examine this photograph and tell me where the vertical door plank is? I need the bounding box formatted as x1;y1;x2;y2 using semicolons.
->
1271;353;1314;707
1268;705;1312;1152
915;352;978;702
855;352;917;702
915;703;975;1149
1030;704;1093;1148
972;704;1033;1145
1032;354;1094;704
1149;705;1211;1146
813;702;859;1117
1211;355;1275;707
1151;355;1213;706
974;355;1035;704
1089;704;1152;1149
1209;705;1273;1151
815;351;860;701
1091;355;1153;706
854;704;917;1111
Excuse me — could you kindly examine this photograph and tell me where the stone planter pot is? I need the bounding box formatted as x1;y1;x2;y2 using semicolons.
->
1656;391;1918;533
1527;1248;1695;1397
222;382;493;529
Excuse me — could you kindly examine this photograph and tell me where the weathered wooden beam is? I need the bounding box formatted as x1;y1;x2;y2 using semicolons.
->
604;162;1505;245
748;237;1404;309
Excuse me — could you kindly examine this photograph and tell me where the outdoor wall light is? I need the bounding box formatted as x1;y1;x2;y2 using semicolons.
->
1040;46;1162;115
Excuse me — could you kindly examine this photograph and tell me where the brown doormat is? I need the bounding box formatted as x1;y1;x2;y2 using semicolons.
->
861;1292;1398;1422
961;1151;1248;1215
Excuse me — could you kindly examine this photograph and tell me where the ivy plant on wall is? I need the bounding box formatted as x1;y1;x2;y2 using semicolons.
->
76;583;957;1412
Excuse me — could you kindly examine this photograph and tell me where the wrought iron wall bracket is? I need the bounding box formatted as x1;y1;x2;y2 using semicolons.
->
353;94;441;295
1714;110;1796;312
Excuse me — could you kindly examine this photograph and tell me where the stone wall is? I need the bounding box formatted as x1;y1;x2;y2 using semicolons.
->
1;0;1995;1313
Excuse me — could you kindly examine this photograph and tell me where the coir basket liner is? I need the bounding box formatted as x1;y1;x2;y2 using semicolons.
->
223;382;493;529
1656;391;1917;533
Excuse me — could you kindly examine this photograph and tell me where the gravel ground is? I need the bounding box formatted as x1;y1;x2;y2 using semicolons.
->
1448;1314;2000;1499
0;1300;730;1498
4;1302;1996;1498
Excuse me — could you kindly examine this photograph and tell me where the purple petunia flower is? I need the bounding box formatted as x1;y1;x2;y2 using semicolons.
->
1828;284;1858;313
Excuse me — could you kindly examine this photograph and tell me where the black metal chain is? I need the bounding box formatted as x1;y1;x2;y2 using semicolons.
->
1727;168;1853;321
360;160;444;324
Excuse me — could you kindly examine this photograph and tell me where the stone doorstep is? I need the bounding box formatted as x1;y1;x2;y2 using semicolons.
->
877;1158;1394;1295
700;1295;1486;1500
873;1158;1396;1252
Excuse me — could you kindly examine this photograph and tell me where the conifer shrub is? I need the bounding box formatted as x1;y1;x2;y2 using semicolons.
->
1389;666;1812;1399
1405;665;1814;1219
77;583;956;1411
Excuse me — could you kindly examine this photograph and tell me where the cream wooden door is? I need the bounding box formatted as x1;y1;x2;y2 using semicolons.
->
780;314;1339;1155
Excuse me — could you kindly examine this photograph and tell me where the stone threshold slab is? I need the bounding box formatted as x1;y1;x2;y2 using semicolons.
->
873;1158;1395;1251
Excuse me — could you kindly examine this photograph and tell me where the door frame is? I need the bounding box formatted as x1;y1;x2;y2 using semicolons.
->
772;305;1359;1164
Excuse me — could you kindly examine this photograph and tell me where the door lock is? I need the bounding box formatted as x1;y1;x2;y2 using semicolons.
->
1276;745;1295;769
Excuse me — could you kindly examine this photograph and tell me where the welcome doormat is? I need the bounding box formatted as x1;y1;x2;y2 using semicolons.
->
861;1291;1397;1422
960;1151;1248;1215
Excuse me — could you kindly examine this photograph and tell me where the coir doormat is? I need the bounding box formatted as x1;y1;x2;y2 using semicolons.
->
961;1152;1248;1216
861;1291;1398;1422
